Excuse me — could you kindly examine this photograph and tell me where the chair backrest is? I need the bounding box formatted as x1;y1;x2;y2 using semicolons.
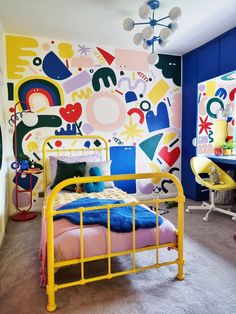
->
190;156;236;191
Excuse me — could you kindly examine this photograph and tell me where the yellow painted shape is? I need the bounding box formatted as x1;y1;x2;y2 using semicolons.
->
205;80;216;97
72;88;93;101
6;34;38;79
36;106;47;113
58;42;74;59
149;162;161;184
147;79;170;105
163;133;176;145
213;120;227;148
27;141;39;152
14;75;64;107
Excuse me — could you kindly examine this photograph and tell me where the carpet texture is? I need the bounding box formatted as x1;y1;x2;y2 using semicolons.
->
0;199;236;314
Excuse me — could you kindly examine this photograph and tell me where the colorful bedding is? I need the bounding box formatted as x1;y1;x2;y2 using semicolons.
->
54;197;163;232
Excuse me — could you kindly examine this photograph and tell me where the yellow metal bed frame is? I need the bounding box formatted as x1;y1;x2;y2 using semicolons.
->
42;135;185;312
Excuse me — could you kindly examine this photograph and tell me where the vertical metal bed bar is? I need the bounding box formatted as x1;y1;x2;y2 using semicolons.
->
80;208;85;283
155;199;159;264
132;204;136;271
107;206;111;277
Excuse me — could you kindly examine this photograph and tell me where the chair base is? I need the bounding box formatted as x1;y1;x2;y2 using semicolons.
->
186;201;236;222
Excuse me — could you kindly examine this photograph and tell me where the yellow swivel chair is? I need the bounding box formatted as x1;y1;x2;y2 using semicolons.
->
186;156;236;222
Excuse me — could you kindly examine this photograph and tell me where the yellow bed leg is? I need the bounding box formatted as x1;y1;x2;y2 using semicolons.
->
176;196;185;280
46;202;57;312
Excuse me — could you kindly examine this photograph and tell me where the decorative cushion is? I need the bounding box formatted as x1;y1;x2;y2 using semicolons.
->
48;154;100;185
50;160;86;191
85;160;114;188
83;167;105;193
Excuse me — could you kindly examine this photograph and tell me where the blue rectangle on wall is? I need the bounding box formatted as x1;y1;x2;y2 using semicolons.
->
110;146;136;193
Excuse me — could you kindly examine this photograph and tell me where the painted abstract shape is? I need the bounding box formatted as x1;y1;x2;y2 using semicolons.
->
127;108;144;124
155;54;181;86
215;87;227;99
27;141;39;152
13;173;38;191
59;103;82;123
229;87;236;101
170;93;181;128
198;116;213;135
63;71;91;93
147;79;170;105
140;100;151;112
163;133;176;145
221;70;236;81
96;47;115;65
82;123;94;135
6;35;38;79
149;162;161;184
58;42;74;60
42;51;72;80
206;97;224;119
86;91;126;132
71;56;94;68
146;102;170;133
205;81;216;97
55;123;77;135
118;77;147;94
120;117;145;141
13;115;62;158
115;48;148;72
72;88;93;101
158;146;180;167
125;91;137;103
137;181;154;194
110;146;136;193
15;76;64;107
139;133;163;160
7;82;14;100
92;67;117;92
161;167;179;193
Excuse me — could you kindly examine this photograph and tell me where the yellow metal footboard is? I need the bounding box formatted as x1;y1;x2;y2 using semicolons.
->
45;172;185;312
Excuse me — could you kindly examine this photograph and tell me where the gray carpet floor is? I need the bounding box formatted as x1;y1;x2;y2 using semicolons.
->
0;199;236;314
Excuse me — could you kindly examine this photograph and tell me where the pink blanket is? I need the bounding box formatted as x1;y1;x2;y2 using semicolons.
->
40;215;177;286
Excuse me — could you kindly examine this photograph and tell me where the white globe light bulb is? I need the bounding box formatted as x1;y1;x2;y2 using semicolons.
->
139;4;151;19
142;26;154;40
123;18;134;31
22;112;38;127
133;33;143;45
169;7;182;21
169;22;178;32
159;40;168;48
147;53;159;65
159;28;171;41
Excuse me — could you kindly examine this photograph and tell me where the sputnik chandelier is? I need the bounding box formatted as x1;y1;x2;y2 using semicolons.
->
123;0;182;65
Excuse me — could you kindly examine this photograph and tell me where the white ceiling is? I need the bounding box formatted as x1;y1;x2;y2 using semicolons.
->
0;0;235;55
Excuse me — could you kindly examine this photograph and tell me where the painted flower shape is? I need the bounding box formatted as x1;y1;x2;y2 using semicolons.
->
59;102;82;123
198;116;213;135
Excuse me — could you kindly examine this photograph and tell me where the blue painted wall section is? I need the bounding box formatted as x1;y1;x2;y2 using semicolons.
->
182;27;236;200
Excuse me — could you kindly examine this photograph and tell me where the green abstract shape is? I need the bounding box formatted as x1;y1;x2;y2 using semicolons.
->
92;67;117;92
155;54;181;87
206;97;224;119
139;133;163;160
13;115;62;160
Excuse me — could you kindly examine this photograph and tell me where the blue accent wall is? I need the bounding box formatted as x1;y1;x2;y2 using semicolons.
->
182;27;236;200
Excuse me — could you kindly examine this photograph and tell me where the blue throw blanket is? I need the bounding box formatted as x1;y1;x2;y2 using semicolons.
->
54;197;163;232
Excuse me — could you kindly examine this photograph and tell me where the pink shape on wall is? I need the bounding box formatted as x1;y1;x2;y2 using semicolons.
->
115;48;148;72
170;93;181;128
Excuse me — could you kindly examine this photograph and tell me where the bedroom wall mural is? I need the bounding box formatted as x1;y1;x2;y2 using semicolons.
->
197;70;236;155
5;34;182;212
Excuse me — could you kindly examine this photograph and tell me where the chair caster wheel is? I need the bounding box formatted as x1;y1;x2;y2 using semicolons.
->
186;209;190;213
203;217;208;222
232;217;236;221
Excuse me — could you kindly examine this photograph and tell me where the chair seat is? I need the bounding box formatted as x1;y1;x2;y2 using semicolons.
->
186;156;236;222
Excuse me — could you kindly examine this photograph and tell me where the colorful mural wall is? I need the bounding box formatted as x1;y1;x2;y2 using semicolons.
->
4;34;182;212
197;70;236;155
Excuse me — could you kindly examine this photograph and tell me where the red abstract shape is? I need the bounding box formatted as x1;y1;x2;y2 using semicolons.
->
198;116;213;135
59;102;82;122
55;140;62;147
229;88;236;101
127;108;145;124
96;47;115;65
158;146;180;167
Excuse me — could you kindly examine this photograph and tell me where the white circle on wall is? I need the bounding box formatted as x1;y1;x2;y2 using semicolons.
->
192;137;197;147
86;91;126;132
